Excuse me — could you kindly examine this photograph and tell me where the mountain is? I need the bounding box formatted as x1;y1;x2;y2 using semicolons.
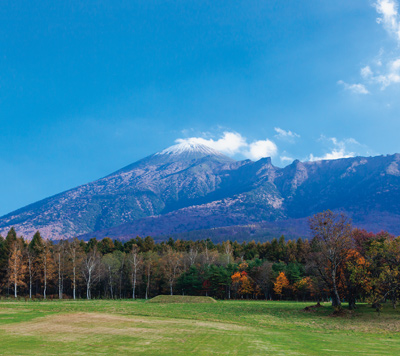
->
1;142;400;240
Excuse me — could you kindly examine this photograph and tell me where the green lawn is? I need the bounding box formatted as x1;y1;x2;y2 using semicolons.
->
0;299;399;355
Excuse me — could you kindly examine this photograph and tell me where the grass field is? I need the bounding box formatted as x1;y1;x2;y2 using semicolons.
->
0;299;399;355
147;295;217;303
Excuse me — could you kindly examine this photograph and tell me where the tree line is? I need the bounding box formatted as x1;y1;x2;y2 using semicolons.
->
1;210;399;311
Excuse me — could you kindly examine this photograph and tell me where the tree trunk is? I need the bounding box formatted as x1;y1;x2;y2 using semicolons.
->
73;263;76;300
108;266;113;299
132;269;136;300
348;298;356;310
44;258;47;300
392;292;397;309
145;269;150;300
119;264;124;299
58;253;62;299
87;271;91;300
348;295;356;310
347;289;356;310
14;258;17;298
28;256;32;299
331;270;341;307
86;282;90;299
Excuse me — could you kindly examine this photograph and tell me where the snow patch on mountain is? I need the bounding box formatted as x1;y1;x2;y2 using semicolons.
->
387;161;400;176
156;142;224;157
340;159;368;178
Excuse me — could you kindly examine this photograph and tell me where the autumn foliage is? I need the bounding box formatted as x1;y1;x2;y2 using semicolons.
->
0;211;399;311
231;270;254;297
273;272;290;299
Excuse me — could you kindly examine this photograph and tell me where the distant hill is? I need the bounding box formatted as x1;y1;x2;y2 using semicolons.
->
1;141;400;240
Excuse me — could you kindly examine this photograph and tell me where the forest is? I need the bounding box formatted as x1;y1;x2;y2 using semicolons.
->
1;210;399;311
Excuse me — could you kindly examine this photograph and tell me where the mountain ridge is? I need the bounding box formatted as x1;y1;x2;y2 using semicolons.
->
1;143;400;240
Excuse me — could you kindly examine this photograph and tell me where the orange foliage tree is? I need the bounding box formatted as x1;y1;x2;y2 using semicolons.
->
7;239;26;298
341;249;371;310
274;271;290;300
231;270;254;298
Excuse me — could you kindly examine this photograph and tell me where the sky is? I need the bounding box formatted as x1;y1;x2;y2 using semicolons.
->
1;0;400;215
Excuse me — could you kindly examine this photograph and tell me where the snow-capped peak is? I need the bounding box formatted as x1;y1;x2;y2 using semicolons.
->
156;141;224;157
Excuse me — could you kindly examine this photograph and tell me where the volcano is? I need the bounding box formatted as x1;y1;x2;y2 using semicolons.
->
1;143;400;240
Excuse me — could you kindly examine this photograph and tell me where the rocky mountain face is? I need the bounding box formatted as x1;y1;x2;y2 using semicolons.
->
1;142;400;240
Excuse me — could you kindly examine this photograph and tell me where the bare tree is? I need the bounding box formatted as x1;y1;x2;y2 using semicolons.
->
309;210;353;308
144;252;157;300
128;245;143;299
53;241;66;299
82;246;101;300
162;247;182;295
102;252;121;299
25;246;36;299
199;245;219;266
223;241;233;265
41;240;55;300
67;238;83;300
188;246;198;266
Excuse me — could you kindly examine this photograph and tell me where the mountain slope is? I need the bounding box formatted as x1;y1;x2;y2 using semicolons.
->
0;143;236;238
1;143;400;240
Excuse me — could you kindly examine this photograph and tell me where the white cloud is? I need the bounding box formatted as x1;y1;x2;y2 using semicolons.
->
274;127;300;141
175;132;247;156
373;57;400;88
176;131;372;165
357;56;400;90
374;0;400;42
361;66;373;78
366;1;400;89
245;140;278;160
343;137;360;145
339;1;400;93
308;136;359;161
176;131;278;160
337;80;370;94
310;149;354;161
280;155;294;163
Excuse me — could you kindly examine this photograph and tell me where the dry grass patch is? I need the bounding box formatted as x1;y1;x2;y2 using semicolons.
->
2;313;155;342
0;308;30;314
1;311;248;344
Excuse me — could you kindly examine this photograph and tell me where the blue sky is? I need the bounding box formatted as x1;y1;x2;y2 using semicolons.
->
1;0;400;215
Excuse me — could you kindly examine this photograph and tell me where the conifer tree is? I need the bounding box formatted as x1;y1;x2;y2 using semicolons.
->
29;231;44;298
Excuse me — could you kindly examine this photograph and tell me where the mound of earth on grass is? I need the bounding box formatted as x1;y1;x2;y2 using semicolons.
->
303;302;322;312
329;308;355;317
147;295;217;304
